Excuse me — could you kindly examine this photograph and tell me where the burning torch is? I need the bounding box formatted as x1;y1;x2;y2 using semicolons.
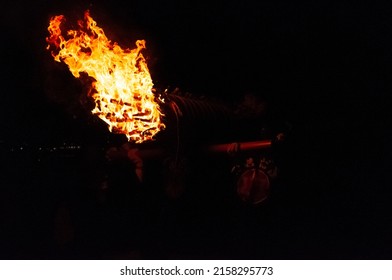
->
46;11;287;204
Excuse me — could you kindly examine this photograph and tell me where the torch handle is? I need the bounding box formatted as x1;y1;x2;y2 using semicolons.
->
207;140;272;153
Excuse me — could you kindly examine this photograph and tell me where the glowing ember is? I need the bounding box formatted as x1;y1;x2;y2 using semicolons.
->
46;11;164;143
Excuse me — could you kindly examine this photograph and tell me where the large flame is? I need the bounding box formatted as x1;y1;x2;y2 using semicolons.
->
46;11;164;143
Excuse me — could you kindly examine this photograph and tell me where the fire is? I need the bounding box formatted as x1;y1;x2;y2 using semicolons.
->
46;11;164;143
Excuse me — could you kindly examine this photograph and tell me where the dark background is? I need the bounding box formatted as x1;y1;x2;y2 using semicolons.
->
0;0;391;259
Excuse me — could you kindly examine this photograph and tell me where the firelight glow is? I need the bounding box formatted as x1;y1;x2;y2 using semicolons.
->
46;11;164;143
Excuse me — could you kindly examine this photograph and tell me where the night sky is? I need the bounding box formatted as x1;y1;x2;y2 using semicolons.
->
0;0;391;259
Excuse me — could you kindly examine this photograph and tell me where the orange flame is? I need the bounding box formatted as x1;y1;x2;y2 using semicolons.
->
46;11;164;143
